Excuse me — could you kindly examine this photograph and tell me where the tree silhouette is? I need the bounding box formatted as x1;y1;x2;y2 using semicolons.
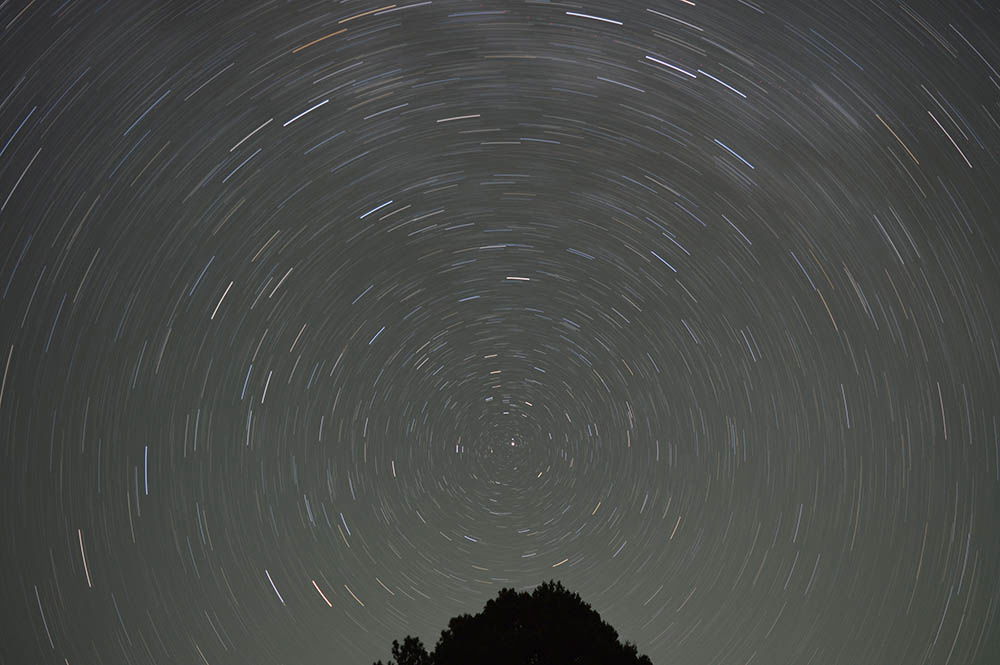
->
376;636;432;665
373;581;653;665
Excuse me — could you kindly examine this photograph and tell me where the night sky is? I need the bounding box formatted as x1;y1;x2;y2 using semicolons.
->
2;1;999;664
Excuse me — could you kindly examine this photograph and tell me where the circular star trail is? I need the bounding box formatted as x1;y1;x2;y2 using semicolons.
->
2;1;999;664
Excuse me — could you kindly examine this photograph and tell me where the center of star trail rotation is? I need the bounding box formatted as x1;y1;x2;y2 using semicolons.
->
1;1;998;664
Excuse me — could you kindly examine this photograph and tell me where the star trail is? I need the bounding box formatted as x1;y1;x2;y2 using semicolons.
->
1;1;999;664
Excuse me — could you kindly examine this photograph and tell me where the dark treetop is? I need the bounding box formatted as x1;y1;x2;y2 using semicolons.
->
374;581;653;665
